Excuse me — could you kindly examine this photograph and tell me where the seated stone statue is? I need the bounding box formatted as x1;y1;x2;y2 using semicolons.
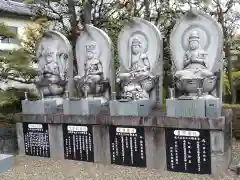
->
118;37;155;100
74;42;106;97
36;47;67;96
174;30;216;95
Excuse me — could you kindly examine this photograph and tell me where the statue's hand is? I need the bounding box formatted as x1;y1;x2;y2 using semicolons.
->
143;66;149;72
74;75;81;81
60;73;65;80
116;78;121;83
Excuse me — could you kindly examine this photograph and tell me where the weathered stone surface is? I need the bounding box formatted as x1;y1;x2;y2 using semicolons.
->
16;109;232;130
63;99;101;115
170;9;223;98
15;109;232;176
115;17;163;105
75;25;114;103
22;100;58;114
109;100;153;116
35;30;72;98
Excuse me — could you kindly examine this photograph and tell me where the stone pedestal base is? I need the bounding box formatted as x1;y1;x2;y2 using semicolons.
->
63;99;101;115
0;154;13;173
21;100;58;114
166;98;221;118
109;100;152;116
15;109;232;176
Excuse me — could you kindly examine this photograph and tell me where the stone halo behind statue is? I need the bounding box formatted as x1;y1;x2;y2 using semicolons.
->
117;17;163;103
170;9;223;99
74;24;114;104
35;30;72;105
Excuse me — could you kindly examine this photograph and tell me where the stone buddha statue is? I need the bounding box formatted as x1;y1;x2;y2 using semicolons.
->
118;36;155;100
74;41;104;97
174;30;217;96
36;47;66;97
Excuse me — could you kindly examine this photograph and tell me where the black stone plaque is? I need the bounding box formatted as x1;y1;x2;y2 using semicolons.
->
165;128;211;174
63;124;94;162
23;123;50;157
109;126;146;167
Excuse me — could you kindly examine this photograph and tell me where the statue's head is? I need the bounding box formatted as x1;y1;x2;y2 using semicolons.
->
188;31;200;50
85;41;98;60
42;47;54;64
131;37;142;54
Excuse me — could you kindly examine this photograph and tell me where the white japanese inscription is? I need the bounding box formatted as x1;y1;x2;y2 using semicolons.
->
67;125;88;132
28;124;43;129
174;130;200;137
116;127;137;134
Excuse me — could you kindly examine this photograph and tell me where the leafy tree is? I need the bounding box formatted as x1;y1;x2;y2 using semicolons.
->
0;23;37;85
0;23;41;116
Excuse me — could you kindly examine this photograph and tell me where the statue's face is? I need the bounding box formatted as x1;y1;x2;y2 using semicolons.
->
131;44;141;54
189;40;199;50
87;51;95;59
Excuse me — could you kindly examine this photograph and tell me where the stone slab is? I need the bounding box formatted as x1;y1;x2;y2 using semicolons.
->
63;99;101;115
166;98;221;118
166;99;205;117
144;127;166;169
93;125;111;164
15;109;232;130
109;100;153;116
0;154;13;173
16;123;25;155
22;100;58;114
48;124;64;160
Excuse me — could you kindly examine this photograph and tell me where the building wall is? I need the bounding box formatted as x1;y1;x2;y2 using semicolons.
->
0;15;36;90
0;16;32;50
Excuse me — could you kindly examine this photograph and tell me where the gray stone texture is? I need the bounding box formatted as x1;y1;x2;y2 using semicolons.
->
109;100;152;116
63;99;101;115
48;124;64;160
21;100;58;114
166;99;205;118
93;125;111;164
16;109;232;176
16;123;25;155
166;98;221;118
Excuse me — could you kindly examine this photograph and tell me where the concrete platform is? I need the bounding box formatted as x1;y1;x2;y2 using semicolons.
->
0;154;13;173
15;109;232;176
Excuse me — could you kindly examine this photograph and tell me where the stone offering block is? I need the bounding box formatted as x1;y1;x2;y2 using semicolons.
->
63;99;101;115
21;100;57;114
166;99;205;118
0;154;13;173
166;98;221;118
109;100;152;116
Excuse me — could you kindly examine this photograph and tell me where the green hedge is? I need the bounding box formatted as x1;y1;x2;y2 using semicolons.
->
223;104;240;109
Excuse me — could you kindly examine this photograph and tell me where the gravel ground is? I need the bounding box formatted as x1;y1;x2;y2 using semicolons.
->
1;141;240;180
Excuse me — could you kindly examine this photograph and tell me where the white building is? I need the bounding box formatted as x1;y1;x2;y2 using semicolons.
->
0;0;33;50
0;0;35;90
